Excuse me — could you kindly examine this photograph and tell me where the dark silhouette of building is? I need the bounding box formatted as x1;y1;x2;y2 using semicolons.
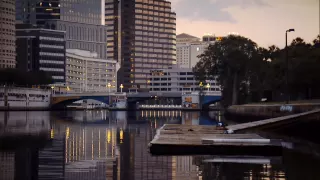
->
16;0;104;25
16;24;66;83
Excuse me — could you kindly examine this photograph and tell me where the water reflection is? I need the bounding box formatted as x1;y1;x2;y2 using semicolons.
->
0;111;320;180
0;111;50;134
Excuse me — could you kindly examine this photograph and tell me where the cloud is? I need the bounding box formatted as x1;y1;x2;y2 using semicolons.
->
171;0;270;23
175;0;319;48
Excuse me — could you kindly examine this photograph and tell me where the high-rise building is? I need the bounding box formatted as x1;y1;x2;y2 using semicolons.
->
46;21;108;59
16;0;105;25
0;0;16;69
16;0;108;59
176;33;216;68
105;0;176;92
177;41;208;68
16;24;66;83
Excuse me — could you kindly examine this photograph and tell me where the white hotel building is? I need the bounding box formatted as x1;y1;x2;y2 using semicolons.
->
66;49;119;93
149;65;221;93
176;33;220;69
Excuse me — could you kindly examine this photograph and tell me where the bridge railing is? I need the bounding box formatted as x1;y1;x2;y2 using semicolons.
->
203;91;222;96
52;91;222;98
52;92;127;97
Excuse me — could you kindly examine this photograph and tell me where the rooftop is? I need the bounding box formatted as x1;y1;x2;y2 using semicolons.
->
177;33;199;40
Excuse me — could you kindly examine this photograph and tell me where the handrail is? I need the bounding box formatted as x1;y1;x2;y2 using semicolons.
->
227;109;320;133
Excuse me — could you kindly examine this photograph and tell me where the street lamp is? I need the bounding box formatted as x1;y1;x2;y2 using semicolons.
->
285;28;295;104
199;82;204;109
206;83;211;92
120;84;123;93
199;82;203;88
107;83;111;93
51;86;55;95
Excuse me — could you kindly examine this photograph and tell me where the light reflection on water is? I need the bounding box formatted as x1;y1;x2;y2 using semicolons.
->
0;110;320;180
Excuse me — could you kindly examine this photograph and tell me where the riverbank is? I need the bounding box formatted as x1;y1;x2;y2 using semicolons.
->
226;100;320;119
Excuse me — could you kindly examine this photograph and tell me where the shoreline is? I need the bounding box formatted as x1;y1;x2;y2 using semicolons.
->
226;102;320;119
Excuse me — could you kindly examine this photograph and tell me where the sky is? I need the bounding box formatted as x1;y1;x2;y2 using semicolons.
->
171;0;320;48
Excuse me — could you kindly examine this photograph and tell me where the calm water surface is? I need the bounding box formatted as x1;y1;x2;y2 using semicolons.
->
0;110;320;180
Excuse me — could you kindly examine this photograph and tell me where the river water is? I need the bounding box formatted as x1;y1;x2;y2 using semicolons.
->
0;110;320;180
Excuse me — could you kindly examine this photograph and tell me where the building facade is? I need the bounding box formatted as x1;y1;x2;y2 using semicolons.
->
149;65;221;93
16;0;108;59
16;24;66;83
66;49;118;93
202;34;216;42
16;0;105;25
176;33;209;68
45;20;108;59
177;42;208;68
105;0;176;92
0;0;16;68
176;33;225;69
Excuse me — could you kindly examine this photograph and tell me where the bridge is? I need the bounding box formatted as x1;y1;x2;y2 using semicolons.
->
51;91;222;109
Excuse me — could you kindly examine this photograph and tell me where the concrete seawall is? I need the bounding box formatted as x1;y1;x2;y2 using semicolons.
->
226;103;320;118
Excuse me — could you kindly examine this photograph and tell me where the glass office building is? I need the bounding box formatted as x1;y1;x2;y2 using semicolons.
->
16;0;108;59
46;20;108;59
16;0;104;25
105;0;176;92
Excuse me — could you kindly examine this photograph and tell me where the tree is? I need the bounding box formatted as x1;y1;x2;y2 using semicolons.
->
262;35;320;100
0;69;53;86
193;35;263;105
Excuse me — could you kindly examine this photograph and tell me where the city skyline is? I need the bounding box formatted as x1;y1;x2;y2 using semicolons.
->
172;0;319;48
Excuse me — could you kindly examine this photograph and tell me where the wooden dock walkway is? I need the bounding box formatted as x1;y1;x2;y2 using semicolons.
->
149;124;282;156
227;109;320;133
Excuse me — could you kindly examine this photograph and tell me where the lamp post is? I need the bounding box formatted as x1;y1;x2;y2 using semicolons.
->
199;82;204;109
285;28;295;104
107;83;111;93
51;86;55;95
206;83;211;92
120;84;123;93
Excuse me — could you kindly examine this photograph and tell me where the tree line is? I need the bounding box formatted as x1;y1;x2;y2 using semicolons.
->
0;69;53;86
193;35;320;106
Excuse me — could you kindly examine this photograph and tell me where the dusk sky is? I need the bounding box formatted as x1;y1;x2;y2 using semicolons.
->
171;0;319;48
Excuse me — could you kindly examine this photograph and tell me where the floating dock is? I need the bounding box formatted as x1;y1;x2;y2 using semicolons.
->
149;124;282;156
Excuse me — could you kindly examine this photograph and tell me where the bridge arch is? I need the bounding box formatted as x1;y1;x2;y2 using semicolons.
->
51;96;110;109
201;95;222;109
